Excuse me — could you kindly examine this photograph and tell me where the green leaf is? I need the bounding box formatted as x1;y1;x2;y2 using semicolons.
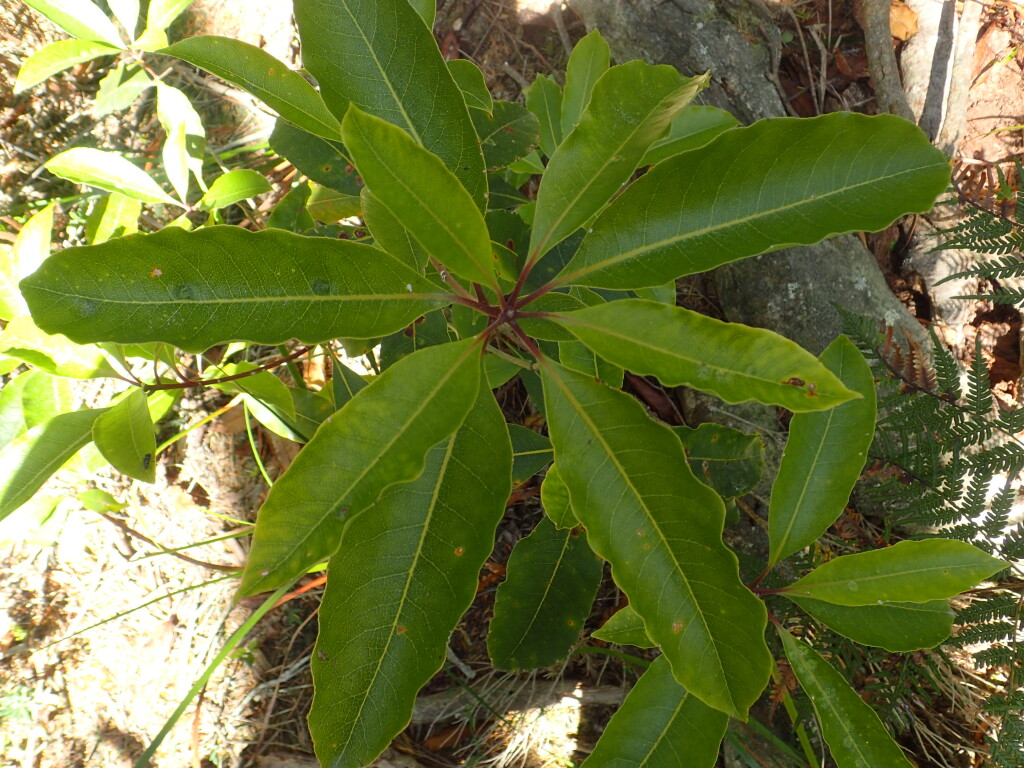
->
156;83;205;201
197;169;271;212
0;315;118;378
20;226;448;354
784;539;1007;605
267;182;314;232
553;300;857;411
309;388;510;768
406;0;434;27
94;63;152;116
15;39;120;92
92;388;156;482
470;101;540;171
768;336;876;566
208;362;296;421
237;338;482;596
540;464;577;529
508;424;553;485
541;360;772;718
306;185;361;222
44;148;180;206
448;59;492;113
146;0;196;32
1;203;54;320
557;339;623;388
161;36;343;141
675;423;765;500
329;355;368;409
529;64;707;260
269;120;361;193
591;604;653;647
640;105;740;167
779;627;915;768
787;596;953;652
21;370;74;427
85;193;141;244
342;106;497;289
559;113;951;289
582;655;727;768
488;517;602;669
294;0;486;207
379;310;452;369
22;0;124;47
526;73;562;157
360;189;425;270
560;29;610;137
0;408;106;523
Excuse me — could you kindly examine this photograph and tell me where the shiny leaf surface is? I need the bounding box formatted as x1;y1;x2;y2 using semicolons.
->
21;226;447;353
92;388;156;482
787;596;953;652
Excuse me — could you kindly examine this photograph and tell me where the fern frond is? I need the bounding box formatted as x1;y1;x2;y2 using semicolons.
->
967;340;995;416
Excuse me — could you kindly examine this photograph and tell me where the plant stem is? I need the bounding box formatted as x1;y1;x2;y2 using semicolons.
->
243;401;275;487
574;644;651;670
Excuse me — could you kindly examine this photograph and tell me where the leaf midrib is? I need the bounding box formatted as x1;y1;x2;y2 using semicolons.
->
333;432;458;759
250;340;479;594
560;162;942;284
545;363;734;710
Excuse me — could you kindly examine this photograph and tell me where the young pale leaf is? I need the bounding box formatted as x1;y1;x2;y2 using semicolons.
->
769;336;876;566
640;105;740;167
306;185;361;222
674;424;765;500
21;370;74;428
470;101;541;171
107;0;139;38
20;226;448;353
0;408;106;523
94;64;152;116
508;424;553;485
0;315;118;379
44;148;180;206
582;655;728;768
15;39;121;92
92;388;156;482
541;361;772;718
779;628;915;768
0;373;30;451
525;73;563;157
237;339;483;596
23;0;124;47
448;59;492;112
529;63;707;260
342;106;498;289
197;169;271;212
488;517;603;670
1;203;54;320
295;0;486;207
406;0;434;27
553;300;857;411
784;539;1007;606
85;193;140;244
146;0;196;32
591;604;654;648
541;464;577;529
786;596;953;652
560;29;610;137
560;112;950;289
161;36;343;141
156;83;205;202
309;389;510;768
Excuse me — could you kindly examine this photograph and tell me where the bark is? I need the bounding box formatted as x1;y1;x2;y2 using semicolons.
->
568;0;930;355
